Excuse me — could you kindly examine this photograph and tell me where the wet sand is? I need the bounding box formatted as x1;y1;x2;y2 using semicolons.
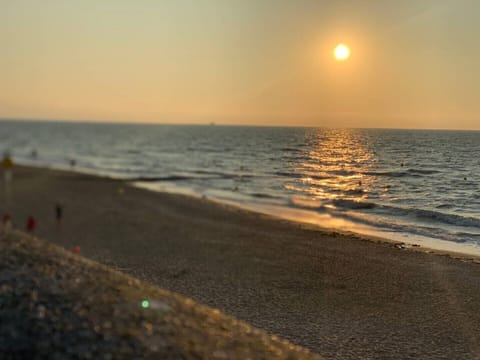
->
2;166;480;359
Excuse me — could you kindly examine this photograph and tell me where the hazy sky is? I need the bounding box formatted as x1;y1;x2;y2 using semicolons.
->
2;0;480;129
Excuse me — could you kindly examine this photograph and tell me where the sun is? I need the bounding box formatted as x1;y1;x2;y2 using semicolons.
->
334;44;350;61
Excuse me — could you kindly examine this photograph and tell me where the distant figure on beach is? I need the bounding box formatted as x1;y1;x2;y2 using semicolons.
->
55;203;63;228
69;159;76;169
2;152;14;168
26;215;36;233
2;152;14;205
1;152;13;169
31;149;38;159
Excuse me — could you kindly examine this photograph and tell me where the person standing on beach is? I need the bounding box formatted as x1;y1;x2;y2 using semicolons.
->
1;152;14;206
26;215;36;234
55;203;63;229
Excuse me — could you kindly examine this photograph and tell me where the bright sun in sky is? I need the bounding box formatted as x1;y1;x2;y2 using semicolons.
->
334;44;350;61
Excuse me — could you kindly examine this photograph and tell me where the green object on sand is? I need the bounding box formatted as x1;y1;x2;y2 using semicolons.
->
141;300;150;308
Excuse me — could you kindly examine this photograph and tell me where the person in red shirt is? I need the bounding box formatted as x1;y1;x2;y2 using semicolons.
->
26;215;36;233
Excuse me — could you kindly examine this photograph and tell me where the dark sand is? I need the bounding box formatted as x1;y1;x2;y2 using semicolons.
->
0;231;318;359
2;166;480;359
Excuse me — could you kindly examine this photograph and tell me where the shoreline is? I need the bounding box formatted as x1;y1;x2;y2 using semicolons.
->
137;183;480;263
190;195;480;262
14;161;480;260
2;165;480;358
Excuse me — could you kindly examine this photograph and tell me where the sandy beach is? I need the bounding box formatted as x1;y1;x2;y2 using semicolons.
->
2;165;480;359
0;230;319;359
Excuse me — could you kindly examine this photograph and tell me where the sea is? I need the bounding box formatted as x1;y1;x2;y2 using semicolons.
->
1;120;480;255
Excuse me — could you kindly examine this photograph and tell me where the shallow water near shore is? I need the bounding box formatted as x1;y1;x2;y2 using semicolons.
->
2;120;480;255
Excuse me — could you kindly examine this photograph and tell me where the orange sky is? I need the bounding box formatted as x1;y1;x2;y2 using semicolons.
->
1;0;480;129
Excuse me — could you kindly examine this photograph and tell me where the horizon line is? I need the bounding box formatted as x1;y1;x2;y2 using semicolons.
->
0;117;479;132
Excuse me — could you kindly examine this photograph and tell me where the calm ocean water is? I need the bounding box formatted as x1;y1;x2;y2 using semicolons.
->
1;121;480;253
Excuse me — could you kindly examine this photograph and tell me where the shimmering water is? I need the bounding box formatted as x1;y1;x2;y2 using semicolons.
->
1;120;480;253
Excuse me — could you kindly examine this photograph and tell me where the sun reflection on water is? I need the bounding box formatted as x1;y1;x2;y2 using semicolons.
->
286;129;378;207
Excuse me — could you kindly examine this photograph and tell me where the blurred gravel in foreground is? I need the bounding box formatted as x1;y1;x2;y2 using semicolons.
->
0;230;320;359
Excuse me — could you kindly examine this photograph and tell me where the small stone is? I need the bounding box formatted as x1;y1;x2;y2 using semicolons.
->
103;321;112;329
37;304;46;319
212;350;228;359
